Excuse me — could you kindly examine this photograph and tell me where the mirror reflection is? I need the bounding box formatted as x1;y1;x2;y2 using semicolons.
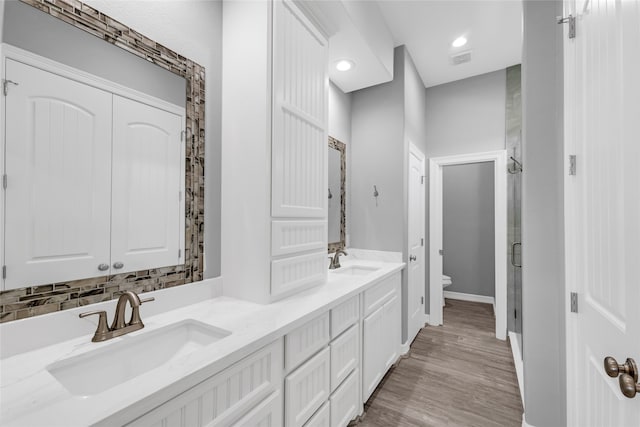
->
328;137;346;252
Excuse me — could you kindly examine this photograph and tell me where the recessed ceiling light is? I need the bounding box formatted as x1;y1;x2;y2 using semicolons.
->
452;36;467;48
335;60;354;72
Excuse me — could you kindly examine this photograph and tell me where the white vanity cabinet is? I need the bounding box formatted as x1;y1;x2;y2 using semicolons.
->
222;0;328;304
362;273;402;401
125;339;283;427
284;295;361;427
3;57;184;290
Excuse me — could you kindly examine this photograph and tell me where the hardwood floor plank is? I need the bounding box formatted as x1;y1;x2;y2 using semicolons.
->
357;299;523;427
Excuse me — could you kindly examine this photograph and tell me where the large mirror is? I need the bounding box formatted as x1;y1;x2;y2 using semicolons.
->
328;137;346;252
0;0;205;321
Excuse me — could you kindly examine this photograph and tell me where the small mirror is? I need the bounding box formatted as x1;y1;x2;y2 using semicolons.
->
328;137;346;252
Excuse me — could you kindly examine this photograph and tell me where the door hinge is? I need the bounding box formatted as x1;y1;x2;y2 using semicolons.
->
514;309;518;319
421;176;425;184
557;14;576;39
421;296;424;305
569;155;577;175
2;174;6;190
2;79;19;96
439;249;443;256
570;292;578;313
180;130;185;142
421;238;424;247
2;266;6;279
178;249;182;258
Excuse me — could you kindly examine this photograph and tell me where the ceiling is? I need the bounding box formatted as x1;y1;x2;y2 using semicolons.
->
312;0;523;92
378;0;523;88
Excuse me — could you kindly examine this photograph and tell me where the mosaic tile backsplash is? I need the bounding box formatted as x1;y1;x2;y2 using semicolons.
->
0;0;206;324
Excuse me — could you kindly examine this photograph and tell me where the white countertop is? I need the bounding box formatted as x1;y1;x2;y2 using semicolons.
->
0;258;404;427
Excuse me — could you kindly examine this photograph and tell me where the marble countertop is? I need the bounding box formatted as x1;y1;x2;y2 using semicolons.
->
0;258;404;427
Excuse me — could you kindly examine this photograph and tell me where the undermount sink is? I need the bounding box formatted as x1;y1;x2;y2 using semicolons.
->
333;265;380;276
46;319;231;397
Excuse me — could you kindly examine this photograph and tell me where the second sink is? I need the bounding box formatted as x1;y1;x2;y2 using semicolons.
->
332;265;380;276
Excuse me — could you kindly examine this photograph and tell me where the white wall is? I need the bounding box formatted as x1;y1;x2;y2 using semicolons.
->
443;162;495;297
521;1;566;425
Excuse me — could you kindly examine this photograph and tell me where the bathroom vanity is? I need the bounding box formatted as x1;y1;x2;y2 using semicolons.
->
0;258;403;427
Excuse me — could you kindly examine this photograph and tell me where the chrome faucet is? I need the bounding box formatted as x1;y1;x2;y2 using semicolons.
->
329;249;348;269
79;291;155;342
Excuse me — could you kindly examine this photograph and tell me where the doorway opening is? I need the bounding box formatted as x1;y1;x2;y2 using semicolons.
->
428;150;507;340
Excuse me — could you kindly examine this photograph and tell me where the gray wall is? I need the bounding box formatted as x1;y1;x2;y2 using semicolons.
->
521;1;566;425
328;81;352;246
350;47;405;253
423;69;507;312
443;162;495;297
2;1;185;106
425;70;506;157
351;46;428;344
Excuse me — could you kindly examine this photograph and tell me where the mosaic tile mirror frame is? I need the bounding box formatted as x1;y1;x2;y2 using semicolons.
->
0;0;206;323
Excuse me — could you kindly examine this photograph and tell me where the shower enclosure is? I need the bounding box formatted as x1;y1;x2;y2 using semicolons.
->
506;65;523;356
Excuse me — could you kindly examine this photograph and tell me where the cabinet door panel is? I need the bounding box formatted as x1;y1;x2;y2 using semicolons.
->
362;304;385;401
4;59;112;289
111;95;183;274
382;294;400;371
285;347;331;427
272;0;328;218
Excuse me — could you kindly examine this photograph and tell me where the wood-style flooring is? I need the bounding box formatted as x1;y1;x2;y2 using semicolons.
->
357;299;523;427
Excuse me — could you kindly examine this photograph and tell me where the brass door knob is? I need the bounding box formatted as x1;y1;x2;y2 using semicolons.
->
604;357;638;382
619;374;640;399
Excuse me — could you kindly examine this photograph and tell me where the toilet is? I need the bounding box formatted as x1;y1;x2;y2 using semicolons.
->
442;274;453;306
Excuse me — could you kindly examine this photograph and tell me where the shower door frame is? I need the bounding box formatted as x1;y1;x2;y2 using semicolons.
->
428;150;508;340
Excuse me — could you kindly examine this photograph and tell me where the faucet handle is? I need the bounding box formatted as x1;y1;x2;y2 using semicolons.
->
79;310;110;342
130;296;155;326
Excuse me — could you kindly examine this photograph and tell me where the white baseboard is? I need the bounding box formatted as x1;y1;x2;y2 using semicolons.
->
522;414;534;427
443;290;495;306
400;341;410;355
508;331;525;408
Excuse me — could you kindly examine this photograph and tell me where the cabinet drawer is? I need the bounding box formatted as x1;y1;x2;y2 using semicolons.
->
330;324;358;392
330;368;359;427
330;296;359;339
272;220;327;256
303;402;330;427
363;273;400;317
285;312;330;371
285;347;331;427
126;339;282;427
272;251;327;299
230;391;282;427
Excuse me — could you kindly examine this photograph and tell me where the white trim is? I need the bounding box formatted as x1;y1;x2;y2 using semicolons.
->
428;150;508;340
508;331;525;408
561;2;578;426
400;341;410;355
443;291;495;306
522;415;535;427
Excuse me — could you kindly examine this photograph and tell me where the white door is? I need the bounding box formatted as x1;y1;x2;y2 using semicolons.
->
565;0;640;425
4;59;112;289
111;95;183;275
407;143;425;343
